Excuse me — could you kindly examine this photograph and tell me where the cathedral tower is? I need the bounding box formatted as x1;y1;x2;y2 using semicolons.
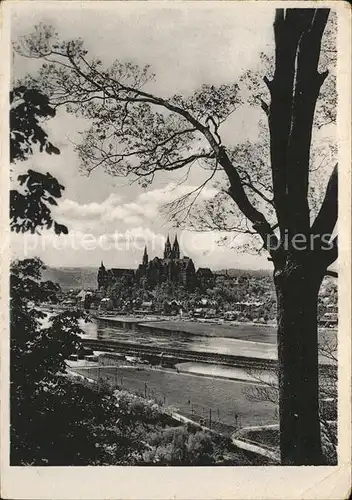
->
142;245;149;265
97;261;107;289
172;235;180;259
164;235;172;259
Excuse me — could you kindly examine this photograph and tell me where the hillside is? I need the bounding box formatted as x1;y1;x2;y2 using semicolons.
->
42;267;98;291
214;268;272;279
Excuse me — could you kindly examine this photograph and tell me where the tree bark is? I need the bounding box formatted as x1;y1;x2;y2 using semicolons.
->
274;258;325;465
267;9;334;465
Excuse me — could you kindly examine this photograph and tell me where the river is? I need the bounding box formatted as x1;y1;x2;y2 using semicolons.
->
79;317;336;364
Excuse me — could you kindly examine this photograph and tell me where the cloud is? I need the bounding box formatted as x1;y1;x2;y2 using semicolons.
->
56;193;123;221
101;227;166;250
136;182;217;207
54;182;218;230
123;215;144;226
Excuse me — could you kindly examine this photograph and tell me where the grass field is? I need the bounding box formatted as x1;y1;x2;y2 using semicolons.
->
72;365;278;429
244;428;280;450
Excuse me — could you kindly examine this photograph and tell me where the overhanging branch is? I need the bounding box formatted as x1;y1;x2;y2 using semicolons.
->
325;270;337;278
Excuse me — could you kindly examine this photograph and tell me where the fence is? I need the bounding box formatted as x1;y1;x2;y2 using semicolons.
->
72;363;242;437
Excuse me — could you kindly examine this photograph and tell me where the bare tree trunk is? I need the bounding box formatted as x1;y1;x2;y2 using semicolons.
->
274;259;325;465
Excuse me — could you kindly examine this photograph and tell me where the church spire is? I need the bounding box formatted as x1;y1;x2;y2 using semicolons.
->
172;234;180;259
164;234;172;259
97;260;107;289
142;245;148;265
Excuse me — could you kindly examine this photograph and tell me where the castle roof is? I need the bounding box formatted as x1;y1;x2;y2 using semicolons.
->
196;267;213;277
109;268;135;277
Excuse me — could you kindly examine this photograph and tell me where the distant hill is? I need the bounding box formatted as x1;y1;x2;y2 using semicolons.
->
42;267;98;291
214;268;272;279
42;266;272;291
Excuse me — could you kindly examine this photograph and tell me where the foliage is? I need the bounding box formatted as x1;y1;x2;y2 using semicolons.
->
12;377;122;466
10;85;60;162
10;85;67;234
37;279;62;302
142;426;218;465
10;169;68;234
10;258;138;465
73;382;239;466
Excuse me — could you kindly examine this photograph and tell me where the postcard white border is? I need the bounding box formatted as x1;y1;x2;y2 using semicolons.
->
1;2;351;499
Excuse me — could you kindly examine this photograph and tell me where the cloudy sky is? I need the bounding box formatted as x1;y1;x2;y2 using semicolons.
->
10;1;277;270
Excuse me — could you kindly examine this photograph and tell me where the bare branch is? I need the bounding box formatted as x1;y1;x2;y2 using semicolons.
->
164;159;219;224
260;99;270;116
205;115;222;145
263;75;273;92
324;270;337;279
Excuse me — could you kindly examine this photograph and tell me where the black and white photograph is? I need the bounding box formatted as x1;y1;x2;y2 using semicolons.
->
1;1;351;498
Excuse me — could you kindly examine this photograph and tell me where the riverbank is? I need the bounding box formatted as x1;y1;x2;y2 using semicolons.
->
95;315;278;343
97;314;277;331
96;314;336;341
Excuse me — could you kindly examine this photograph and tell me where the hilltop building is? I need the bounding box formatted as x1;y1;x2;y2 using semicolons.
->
97;235;211;291
97;262;135;289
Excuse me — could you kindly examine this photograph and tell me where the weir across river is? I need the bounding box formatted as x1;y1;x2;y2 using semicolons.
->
82;337;277;370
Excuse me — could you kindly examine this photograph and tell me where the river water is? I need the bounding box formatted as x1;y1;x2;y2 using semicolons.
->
79;318;335;364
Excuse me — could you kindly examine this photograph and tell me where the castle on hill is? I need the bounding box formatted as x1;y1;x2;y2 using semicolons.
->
97;235;213;291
